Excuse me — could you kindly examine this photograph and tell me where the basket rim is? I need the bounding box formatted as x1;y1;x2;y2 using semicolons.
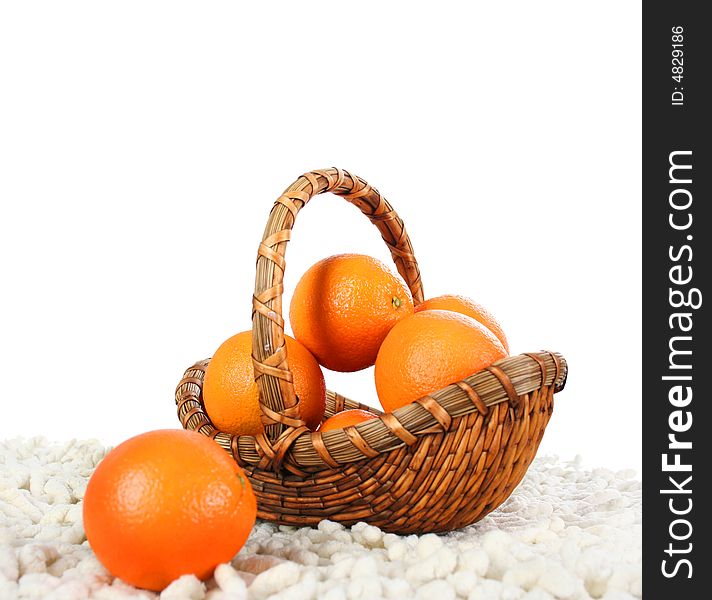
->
176;350;567;475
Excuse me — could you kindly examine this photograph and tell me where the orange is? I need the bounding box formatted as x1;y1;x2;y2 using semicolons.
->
415;294;509;353
375;309;508;412
289;254;414;372
319;409;378;432
203;332;325;436
83;429;257;591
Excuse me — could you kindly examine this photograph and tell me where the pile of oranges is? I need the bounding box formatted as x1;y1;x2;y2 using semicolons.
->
204;253;509;434
82;253;509;591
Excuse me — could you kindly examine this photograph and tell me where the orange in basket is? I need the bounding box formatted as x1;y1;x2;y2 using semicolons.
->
290;253;414;372
415;294;510;353
319;409;378;432
203;331;325;436
374;309;507;413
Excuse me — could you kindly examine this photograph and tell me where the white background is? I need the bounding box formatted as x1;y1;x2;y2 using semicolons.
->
0;2;642;473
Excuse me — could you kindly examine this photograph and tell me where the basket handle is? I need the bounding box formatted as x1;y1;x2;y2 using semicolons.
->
252;168;424;451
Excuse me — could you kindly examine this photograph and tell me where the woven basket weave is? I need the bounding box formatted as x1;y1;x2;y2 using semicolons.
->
175;168;567;534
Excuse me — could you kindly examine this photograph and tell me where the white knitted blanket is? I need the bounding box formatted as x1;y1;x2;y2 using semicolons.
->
0;438;641;600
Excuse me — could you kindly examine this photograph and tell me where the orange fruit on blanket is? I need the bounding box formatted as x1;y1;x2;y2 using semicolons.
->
203;332;325;436
375;309;508;412
289;254;414;372
415;294;509;353
319;409;378;432
83;429;257;591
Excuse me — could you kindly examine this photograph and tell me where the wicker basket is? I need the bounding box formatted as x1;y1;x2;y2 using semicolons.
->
175;168;567;534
